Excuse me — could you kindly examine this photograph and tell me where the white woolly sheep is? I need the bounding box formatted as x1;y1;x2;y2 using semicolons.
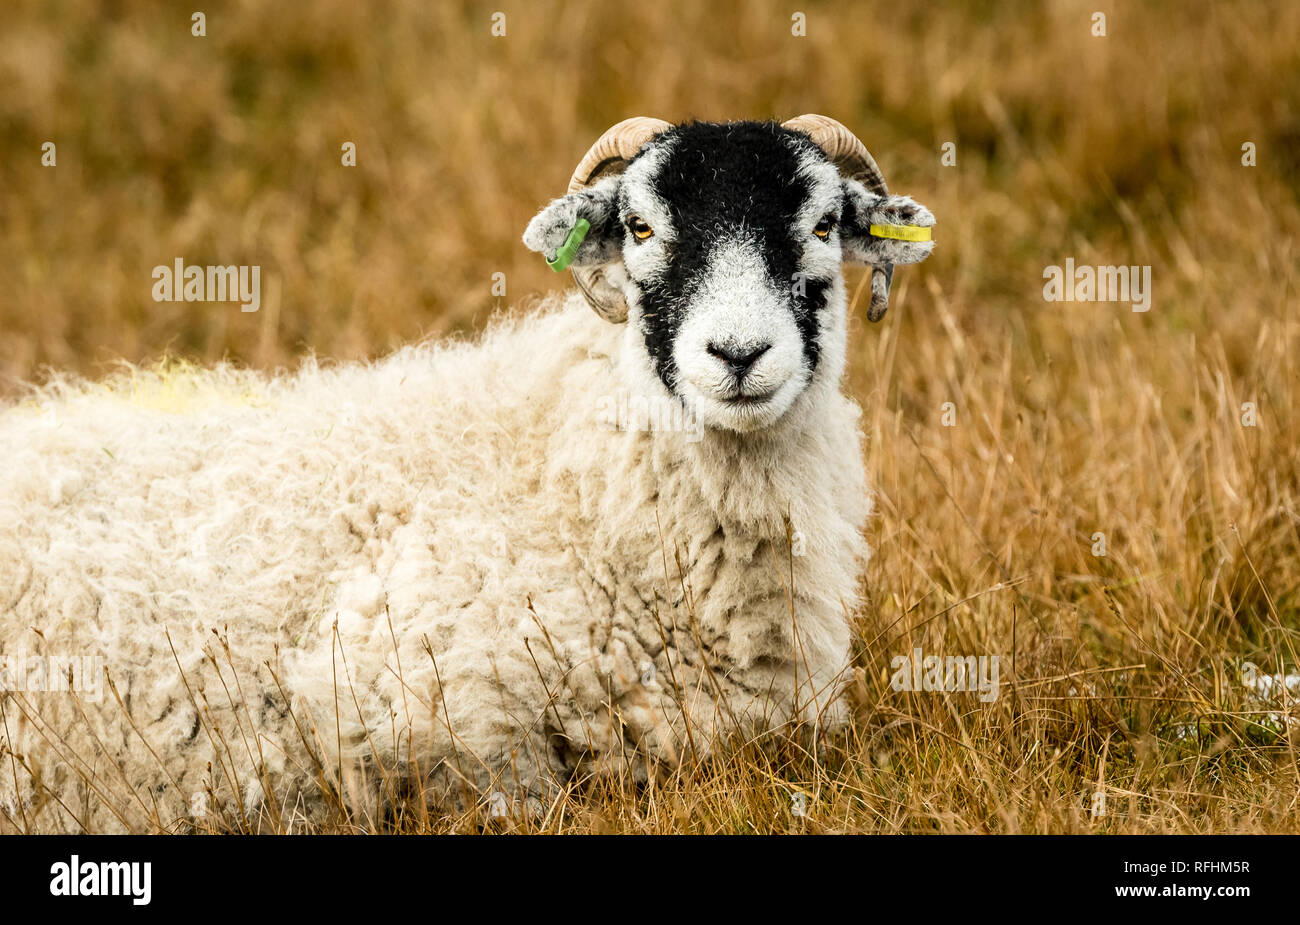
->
0;115;935;832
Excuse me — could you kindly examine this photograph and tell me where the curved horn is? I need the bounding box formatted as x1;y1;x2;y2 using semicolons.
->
567;117;671;323
783;114;895;321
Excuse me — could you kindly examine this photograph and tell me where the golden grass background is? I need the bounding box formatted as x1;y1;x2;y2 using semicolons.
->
2;0;1299;832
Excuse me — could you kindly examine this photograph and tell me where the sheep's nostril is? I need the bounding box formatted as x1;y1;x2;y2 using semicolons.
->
707;342;772;378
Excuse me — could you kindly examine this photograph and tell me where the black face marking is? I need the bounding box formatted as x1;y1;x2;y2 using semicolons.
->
623;121;836;392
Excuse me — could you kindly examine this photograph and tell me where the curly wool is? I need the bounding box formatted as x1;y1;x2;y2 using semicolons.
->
0;293;869;832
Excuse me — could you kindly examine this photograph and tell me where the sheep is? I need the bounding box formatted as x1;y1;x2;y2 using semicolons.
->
0;115;935;832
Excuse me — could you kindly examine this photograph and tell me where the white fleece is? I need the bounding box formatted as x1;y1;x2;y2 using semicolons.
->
0;293;868;832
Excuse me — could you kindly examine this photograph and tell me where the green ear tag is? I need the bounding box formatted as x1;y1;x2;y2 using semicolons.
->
546;218;591;272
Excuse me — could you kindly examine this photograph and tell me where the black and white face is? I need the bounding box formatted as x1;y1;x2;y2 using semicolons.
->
524;121;935;434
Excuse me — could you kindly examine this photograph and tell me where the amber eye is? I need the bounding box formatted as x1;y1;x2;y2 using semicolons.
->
628;216;654;241
813;216;835;239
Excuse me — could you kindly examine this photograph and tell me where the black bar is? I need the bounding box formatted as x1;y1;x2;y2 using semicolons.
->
1;834;1280;912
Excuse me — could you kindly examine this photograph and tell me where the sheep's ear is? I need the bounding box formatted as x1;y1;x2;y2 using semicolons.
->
522;175;624;270
839;179;935;267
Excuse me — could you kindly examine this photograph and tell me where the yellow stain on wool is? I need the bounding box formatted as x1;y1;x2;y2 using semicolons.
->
124;360;268;413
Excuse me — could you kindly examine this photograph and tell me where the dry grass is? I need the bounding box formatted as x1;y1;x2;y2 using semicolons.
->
2;0;1299;832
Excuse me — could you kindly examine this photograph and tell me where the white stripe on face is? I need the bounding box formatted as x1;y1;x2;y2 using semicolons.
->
670;238;811;433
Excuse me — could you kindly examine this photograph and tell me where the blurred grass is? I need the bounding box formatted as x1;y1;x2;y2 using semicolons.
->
2;0;1299;832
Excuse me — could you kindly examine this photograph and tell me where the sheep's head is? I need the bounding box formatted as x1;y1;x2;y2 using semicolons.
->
523;116;935;434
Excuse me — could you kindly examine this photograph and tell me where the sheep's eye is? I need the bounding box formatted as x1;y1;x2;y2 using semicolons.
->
628;216;654;241
813;216;835;239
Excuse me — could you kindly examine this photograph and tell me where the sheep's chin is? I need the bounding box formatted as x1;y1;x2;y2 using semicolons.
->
679;379;803;434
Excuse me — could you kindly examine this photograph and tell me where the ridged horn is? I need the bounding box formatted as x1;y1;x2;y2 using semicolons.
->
783;114;895;321
567;117;671;323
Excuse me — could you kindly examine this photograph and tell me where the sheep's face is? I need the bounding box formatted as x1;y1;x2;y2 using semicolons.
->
524;121;935;434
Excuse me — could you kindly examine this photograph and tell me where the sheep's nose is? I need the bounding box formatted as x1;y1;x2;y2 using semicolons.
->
707;342;771;378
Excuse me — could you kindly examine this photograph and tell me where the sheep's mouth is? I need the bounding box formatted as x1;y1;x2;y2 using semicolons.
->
721;392;776;406
679;374;805;434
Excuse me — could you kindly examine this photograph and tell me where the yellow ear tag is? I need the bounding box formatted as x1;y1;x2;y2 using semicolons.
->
869;223;933;242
